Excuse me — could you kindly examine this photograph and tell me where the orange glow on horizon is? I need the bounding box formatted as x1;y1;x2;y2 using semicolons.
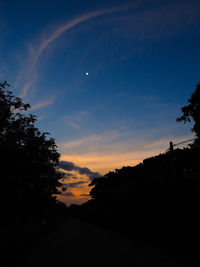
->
56;170;92;206
58;134;194;206
60;154;143;175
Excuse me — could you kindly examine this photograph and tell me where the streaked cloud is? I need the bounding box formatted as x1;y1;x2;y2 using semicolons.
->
14;0;200;98
59;160;101;180
20;81;33;98
62;192;75;197
56;169;93;206
60;130;124;152
30;1;143;68
37;115;48;121
16;1;144;98
66;181;88;188
59;130;195;174
56;131;194;206
7;0;198;208
114;0;200;40
64;111;89;129
30;96;55;111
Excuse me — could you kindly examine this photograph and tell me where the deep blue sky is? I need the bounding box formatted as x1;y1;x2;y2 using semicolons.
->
1;0;200;204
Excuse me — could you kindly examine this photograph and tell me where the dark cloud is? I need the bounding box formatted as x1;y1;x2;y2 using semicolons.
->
59;160;101;180
62;192;75;197
63;173;77;179
59;161;74;171
61;183;68;187
60;181;87;188
67;181;87;188
64;172;73;177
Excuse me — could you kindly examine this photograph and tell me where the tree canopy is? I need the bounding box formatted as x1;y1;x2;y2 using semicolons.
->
89;82;200;207
0;81;62;219
177;82;200;144
86;82;200;239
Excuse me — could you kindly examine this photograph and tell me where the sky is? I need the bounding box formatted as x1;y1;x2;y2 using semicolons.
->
1;0;200;206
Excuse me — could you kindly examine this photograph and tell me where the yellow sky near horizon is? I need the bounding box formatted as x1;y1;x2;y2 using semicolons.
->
60;134;193;174
56;133;194;206
58;131;179;174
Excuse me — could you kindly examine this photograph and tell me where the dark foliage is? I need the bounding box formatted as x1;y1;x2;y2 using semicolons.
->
82;146;200;263
71;82;200;263
87;82;200;234
0;81;63;221
89;146;200;221
177;81;200;145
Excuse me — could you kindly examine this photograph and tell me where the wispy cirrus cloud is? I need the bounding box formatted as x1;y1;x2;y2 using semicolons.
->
57;130;194;206
64;111;89;129
59;128;195;174
12;0;200;100
29;1;143;68
15;1;145;98
20;82;33;99
30;96;56;111
113;0;200;40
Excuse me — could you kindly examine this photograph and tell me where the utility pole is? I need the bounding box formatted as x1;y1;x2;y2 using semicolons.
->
169;141;174;153
165;138;195;153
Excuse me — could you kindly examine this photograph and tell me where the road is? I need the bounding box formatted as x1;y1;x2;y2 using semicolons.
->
15;218;196;267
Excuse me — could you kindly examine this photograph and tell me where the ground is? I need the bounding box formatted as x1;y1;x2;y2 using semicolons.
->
13;217;197;267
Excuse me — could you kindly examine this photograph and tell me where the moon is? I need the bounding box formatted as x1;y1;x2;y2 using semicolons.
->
85;72;89;76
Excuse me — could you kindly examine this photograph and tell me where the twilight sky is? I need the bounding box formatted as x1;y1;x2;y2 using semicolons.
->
1;0;200;205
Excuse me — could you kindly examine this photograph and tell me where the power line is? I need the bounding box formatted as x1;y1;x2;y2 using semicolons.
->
173;138;196;147
165;138;196;153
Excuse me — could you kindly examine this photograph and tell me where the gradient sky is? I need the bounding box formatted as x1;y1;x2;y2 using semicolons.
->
1;0;200;205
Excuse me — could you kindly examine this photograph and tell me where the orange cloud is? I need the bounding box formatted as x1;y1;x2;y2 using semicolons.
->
59;133;194;174
56;170;92;206
60;154;140;174
57;133;195;206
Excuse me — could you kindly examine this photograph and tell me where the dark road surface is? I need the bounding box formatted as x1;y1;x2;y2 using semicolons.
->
15;218;197;267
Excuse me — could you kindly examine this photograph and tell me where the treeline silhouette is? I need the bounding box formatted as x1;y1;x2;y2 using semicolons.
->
1;79;200;264
72;82;200;262
85;146;200;235
0;81;67;265
0;81;66;223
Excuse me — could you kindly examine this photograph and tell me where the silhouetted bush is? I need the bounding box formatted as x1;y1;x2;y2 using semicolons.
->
0;81;64;222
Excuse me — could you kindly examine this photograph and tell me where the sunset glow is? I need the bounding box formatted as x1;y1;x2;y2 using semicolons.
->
1;0;199;206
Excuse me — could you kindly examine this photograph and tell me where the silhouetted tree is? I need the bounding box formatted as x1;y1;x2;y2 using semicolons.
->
177;82;200;145
0;81;62;219
82;81;200;243
88;147;200;234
